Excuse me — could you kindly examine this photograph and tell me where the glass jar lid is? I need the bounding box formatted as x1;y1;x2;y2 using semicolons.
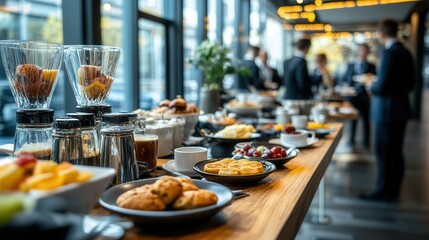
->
54;116;81;129
66;112;96;127
102;112;137;125
16;109;54;124
76;105;112;118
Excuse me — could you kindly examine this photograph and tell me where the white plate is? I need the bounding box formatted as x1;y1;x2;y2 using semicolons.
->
0;144;14;155
162;160;201;177
269;138;319;148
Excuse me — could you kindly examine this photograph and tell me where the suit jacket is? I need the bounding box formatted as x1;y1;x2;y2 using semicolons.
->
260;65;282;90
311;69;323;94
343;62;376;87
269;67;282;89
370;42;415;122
281;56;312;100
234;59;264;92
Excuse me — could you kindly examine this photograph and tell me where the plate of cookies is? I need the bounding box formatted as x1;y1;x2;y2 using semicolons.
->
193;158;276;184
99;176;233;225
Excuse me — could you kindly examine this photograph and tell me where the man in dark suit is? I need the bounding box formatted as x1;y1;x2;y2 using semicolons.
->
259;51;281;90
342;43;376;149
234;46;264;92
360;19;415;201
281;38;312;100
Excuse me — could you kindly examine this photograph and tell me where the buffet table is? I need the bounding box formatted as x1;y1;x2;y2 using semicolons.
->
327;101;359;121
103;123;343;240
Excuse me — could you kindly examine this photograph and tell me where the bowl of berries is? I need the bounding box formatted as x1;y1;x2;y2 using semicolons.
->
232;142;298;166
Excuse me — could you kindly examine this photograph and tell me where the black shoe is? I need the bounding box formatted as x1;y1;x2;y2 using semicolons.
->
358;192;386;201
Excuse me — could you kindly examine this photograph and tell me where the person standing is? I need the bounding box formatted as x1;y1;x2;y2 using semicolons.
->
342;43;376;149
312;53;334;94
258;50;282;90
234;45;264;92
360;19;415;201
281;38;313;100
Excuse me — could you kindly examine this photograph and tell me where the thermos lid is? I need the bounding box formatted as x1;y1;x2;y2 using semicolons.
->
76;105;112;118
66;112;96;127
16;109;54;124
102;112;137;125
54;117;81;129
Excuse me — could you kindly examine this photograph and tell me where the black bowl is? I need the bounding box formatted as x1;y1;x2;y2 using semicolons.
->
99;178;233;226
193;159;276;184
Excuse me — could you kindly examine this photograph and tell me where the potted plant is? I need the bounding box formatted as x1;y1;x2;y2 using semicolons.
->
188;40;248;113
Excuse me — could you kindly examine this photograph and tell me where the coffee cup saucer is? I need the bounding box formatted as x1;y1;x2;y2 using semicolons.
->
162;160;201;178
279;137;319;148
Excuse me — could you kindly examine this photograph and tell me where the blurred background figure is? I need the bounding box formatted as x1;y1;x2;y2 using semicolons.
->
258;50;281;90
360;19;415;202
281;38;312;100
312;53;334;95
342;43;376;149
233;45;263;93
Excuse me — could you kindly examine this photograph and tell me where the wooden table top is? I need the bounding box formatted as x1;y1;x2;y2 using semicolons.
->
327;101;359;121
105;123;343;240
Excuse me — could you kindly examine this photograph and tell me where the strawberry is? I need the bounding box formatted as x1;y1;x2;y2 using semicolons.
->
15;153;37;168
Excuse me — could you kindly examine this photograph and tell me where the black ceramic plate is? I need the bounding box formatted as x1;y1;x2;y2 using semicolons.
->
99;178;233;225
305;128;334;138
234;142;299;166
205;133;261;143
193;159;276;184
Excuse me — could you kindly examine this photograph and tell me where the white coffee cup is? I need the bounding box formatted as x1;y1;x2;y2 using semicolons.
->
174;147;208;172
291;115;308;129
280;130;315;146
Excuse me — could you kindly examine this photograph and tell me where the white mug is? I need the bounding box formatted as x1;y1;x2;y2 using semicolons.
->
280;130;315;146
291;115;308;129
174;147;208;172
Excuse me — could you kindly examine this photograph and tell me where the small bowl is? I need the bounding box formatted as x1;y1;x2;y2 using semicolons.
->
193;159;276;184
30;165;115;214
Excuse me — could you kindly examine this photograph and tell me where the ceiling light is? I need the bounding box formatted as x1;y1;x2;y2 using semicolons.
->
297;0;304;4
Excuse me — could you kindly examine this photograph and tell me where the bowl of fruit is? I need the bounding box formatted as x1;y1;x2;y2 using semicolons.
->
0;153;115;213
232;142;298;166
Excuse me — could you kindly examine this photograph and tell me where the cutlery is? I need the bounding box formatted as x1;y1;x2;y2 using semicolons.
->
232;190;249;199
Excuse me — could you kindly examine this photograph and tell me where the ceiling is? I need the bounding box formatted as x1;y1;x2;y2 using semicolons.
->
271;0;425;32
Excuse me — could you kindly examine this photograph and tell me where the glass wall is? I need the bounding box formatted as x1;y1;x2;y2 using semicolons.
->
101;0;126;112
0;0;63;137
183;0;199;104
138;19;166;109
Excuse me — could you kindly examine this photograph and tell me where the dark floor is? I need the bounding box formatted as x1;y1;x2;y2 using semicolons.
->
297;91;429;240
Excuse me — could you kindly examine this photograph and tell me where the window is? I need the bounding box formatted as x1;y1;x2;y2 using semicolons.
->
139;0;165;18
183;0;199;104
101;0;126;112
264;17;285;72
222;0;235;47
138;19;166;110
0;0;63;137
207;0;218;42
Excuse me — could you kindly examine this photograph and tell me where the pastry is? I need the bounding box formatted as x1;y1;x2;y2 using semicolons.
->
116;184;152;205
77;65;113;100
176;177;199;191
173;190;218;210
159;99;171;107
152;176;183;204
204;158;264;176
116;190;166;211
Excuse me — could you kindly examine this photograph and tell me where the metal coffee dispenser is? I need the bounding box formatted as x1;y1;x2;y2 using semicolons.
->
100;113;139;185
